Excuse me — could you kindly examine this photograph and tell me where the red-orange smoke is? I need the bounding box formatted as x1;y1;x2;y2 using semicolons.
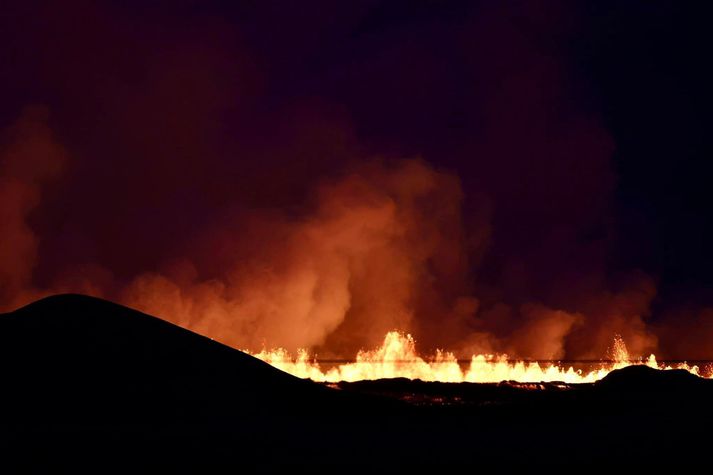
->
0;112;671;362
0;107;67;308
122;159;470;353
1;0;711;366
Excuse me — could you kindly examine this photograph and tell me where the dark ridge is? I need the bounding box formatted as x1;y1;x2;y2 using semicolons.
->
0;294;385;424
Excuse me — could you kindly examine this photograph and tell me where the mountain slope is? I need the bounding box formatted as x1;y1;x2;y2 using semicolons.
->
0;294;335;425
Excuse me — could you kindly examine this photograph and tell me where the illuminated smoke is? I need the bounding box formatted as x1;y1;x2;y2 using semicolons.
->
0;107;67;308
123;159;470;352
0;1;706;364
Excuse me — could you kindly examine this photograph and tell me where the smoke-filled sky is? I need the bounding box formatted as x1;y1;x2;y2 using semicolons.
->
1;0;713;359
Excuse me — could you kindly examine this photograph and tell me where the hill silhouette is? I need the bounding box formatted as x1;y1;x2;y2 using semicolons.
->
1;294;712;469
0;294;335;423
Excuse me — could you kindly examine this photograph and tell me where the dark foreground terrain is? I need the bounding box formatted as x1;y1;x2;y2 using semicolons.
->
1;295;711;470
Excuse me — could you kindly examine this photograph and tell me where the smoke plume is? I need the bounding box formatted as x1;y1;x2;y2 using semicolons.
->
0;107;67;308
0;0;705;360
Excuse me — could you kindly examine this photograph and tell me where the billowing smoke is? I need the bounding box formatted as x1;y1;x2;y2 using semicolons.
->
0;1;703;360
0;107;67;308
122;160;468;352
0;105;658;358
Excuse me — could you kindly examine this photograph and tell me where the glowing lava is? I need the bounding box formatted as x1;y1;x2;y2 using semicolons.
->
249;331;703;383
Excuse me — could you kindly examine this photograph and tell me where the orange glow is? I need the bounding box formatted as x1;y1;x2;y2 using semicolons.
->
249;331;703;383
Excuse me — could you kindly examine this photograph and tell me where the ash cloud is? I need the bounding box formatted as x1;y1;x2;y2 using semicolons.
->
0;1;695;359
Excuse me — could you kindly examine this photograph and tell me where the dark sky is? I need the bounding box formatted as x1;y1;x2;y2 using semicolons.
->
1;0;712;358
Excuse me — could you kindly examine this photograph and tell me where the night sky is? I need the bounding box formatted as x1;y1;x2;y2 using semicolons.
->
1;1;712;359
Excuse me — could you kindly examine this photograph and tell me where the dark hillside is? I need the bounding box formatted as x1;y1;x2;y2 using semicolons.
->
1;295;711;470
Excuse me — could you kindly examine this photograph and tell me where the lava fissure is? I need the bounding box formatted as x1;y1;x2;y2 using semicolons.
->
250;331;703;383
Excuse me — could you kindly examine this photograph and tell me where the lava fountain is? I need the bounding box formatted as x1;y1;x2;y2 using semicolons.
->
249;331;703;383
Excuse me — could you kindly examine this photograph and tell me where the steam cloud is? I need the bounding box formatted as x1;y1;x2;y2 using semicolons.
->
0;0;701;360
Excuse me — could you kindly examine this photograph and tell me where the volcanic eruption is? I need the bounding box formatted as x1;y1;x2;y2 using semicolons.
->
251;331;704;383
2;1;713;468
